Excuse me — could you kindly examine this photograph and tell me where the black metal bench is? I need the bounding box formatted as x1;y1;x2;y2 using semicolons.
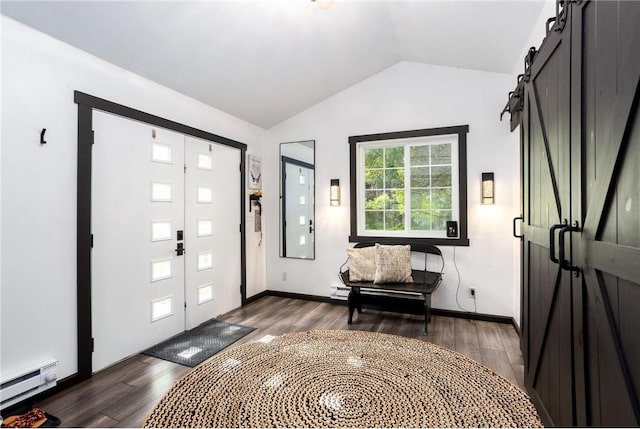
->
339;242;443;334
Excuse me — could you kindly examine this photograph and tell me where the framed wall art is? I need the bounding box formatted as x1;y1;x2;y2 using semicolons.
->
248;154;262;190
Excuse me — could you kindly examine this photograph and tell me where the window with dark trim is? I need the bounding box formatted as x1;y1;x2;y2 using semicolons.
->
349;125;469;246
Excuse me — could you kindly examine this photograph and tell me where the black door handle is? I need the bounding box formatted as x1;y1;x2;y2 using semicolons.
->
309;219;314;234
513;216;524;239
549;220;568;264
559;222;581;276
175;242;185;256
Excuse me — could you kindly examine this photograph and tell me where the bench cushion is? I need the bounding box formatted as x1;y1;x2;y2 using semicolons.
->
341;269;442;295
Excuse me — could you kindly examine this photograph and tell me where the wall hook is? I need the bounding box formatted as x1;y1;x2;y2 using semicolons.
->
40;128;47;145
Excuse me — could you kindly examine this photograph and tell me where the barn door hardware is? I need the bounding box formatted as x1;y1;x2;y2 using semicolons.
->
547;0;569;35
503;1;571;128
512;216;524;240
523;47;537;82
559;222;581;276
500;47;536;130
549;220;568;264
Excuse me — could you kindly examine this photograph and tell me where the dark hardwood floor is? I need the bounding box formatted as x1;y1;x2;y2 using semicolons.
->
34;296;524;427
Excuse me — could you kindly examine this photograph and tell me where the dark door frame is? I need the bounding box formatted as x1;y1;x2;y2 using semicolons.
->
75;91;248;380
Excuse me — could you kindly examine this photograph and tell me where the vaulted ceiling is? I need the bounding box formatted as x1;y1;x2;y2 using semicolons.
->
1;1;547;128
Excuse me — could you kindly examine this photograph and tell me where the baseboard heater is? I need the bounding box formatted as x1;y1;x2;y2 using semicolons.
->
0;360;58;408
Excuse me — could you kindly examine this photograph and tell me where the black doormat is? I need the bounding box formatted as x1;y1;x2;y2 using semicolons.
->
142;319;255;367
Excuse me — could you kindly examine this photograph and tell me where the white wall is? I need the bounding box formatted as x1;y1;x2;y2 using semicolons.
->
264;61;518;318
508;0;557;328
0;16;267;382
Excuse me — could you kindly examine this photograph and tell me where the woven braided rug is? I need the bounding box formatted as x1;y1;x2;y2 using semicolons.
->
143;330;542;428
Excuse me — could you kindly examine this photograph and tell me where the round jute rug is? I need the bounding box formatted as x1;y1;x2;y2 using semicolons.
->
143;330;542;428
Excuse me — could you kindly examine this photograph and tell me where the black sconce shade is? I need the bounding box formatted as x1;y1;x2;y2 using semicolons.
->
330;179;340;206
482;172;494;205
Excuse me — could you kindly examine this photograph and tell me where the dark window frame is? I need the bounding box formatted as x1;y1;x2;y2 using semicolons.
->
348;125;470;246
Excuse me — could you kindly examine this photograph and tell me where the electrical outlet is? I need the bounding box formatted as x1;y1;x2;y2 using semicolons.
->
469;287;476;298
282;272;287;281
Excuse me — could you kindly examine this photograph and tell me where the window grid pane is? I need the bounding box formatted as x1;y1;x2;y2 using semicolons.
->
151;182;172;202
197;186;213;204
363;146;405;232
197;252;213;271
408;142;452;232
197;220;213;237
151;258;172;282
151;221;172;241
151;142;172;164
198;284;214;304
151;296;173;321
197;153;213;170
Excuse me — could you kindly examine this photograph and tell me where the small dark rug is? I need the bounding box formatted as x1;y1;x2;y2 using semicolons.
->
142;319;254;367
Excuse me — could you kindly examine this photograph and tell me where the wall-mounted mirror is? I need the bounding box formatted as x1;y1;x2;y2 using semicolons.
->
280;140;315;259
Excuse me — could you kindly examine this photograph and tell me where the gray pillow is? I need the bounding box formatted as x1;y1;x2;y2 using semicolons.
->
374;244;413;284
346;246;377;282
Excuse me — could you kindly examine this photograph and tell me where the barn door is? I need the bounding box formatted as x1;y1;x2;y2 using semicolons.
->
569;1;640;425
521;12;575;425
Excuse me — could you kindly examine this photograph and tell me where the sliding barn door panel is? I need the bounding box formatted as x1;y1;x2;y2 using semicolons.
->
521;1;640;426
522;18;574;425
572;1;640;425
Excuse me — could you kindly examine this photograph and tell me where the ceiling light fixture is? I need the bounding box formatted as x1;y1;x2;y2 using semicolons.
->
311;0;336;11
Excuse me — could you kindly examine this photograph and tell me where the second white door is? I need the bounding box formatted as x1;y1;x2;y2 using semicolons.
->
184;135;241;329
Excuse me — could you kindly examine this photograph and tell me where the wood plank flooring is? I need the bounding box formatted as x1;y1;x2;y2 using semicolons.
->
35;296;524;427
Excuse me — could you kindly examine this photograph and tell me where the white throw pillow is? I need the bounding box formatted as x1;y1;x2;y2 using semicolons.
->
374;244;414;284
346;246;377;282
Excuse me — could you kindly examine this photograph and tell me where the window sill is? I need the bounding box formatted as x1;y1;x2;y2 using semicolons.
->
348;235;469;247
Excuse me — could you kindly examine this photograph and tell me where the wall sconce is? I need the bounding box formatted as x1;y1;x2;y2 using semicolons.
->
330;179;340;206
482;172;495;205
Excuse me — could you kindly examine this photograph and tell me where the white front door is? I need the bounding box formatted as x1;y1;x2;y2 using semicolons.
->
183;136;241;329
92;112;243;371
92;111;186;372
